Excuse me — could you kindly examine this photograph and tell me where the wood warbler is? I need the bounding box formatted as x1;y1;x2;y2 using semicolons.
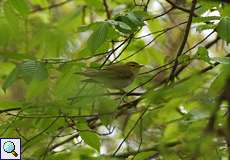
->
75;62;143;89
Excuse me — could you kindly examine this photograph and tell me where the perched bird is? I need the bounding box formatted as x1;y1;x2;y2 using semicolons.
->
75;61;143;89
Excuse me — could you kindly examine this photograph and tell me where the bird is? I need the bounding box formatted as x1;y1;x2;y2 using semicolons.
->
75;61;143;89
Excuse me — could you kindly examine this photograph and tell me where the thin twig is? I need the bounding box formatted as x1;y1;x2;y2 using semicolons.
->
112;107;148;156
146;7;174;20
135;21;187;39
50;133;79;151
103;0;111;19
165;0;198;16
105;141;180;158
31;0;73;13
0;107;21;114
22;117;59;153
100;37;130;68
168;0;197;82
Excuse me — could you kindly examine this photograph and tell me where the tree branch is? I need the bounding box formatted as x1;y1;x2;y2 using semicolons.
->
112;107;148;156
31;0;73;13
105;141;180;158
168;0;197;82
165;0;198;16
103;0;111;19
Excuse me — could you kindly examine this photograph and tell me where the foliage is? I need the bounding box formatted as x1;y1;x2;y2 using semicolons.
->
0;0;230;159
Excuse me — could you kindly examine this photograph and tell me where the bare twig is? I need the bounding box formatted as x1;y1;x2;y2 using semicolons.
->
49;133;80;151
31;0;73;13
165;0;198;16
145;7;174;20
0;107;21;114
112;107;148;156
22;117;59;153
105;141;180;158
168;0;197;82
144;0;151;11
103;0;111;19
100;37;130;68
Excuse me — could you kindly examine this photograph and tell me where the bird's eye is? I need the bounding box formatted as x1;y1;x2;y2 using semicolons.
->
130;64;136;67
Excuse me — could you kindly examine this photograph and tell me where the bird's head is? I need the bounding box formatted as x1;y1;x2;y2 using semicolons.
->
125;61;143;73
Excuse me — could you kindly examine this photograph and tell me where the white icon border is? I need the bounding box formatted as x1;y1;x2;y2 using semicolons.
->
0;138;21;160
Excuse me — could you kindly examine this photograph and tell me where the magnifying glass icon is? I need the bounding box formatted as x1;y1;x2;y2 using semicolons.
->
3;141;18;157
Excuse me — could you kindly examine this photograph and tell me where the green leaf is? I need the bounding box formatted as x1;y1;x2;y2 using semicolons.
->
194;46;210;63
46;152;71;160
199;0;220;10
221;5;230;17
114;12;144;34
78;22;103;32
115;21;132;34
20;60;48;82
31;0;48;7
2;61;48;90
133;151;156;160
25;79;48;101
3;1;19;29
126;12;145;26
193;16;220;23
216;16;230;43
196;23;216;32
34;27;69;57
77;122;100;152
211;57;230;64
9;0;30;17
54;63;81;99
163;123;180;142
87;22;110;52
85;0;101;8
97;97;118;125
178;55;190;65
2;67;19;92
79;131;100;152
208;64;230;96
0;100;23;110
0;20;11;46
0;52;34;60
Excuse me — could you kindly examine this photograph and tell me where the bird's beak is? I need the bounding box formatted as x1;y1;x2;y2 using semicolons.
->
139;64;144;68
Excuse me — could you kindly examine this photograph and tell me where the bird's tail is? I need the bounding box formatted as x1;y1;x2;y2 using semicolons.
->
74;71;84;75
74;69;98;77
74;71;97;84
81;79;98;83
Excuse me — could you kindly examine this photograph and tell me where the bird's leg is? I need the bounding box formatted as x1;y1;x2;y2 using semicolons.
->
119;89;128;103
